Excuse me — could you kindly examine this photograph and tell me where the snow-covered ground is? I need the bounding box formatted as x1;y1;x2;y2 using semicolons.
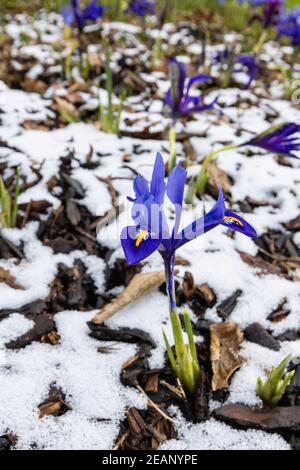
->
0;11;299;450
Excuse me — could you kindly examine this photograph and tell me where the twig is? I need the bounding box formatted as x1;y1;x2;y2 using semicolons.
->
136;385;176;424
112;430;130;450
160;380;185;399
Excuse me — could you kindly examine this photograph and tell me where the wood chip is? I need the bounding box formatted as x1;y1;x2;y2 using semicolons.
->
198;283;216;308
0;267;24;290
207;161;232;198
182;271;196;300
217;289;242;320
239;251;281;275
145;373;159;393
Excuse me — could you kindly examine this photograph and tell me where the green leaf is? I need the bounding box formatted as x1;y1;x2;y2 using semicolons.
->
162;329;178;373
256;355;295;406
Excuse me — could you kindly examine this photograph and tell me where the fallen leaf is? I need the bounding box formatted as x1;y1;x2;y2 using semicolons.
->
210;322;244;391
54;96;79;121
91;271;166;324
207;161;232;198
23;120;49;131
23;77;46;94
0;267;24;290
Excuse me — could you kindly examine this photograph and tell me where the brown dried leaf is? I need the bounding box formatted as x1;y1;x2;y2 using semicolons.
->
23;77;47;94
207;161;232;198
0;267;24;290
210;322;244;391
23;120;49;131
92;271;166;325
54;96;79;120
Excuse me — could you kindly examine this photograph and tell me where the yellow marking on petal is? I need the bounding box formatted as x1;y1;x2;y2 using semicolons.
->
223;216;244;227
135;230;149;248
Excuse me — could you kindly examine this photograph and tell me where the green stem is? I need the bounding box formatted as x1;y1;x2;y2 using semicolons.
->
184;309;200;380
11;167;20;228
162;329;178;373
152;33;162;68
253;30;268;54
170;309;185;363
103;38;113;128
196;143;240;195
168;127;177;174
184;176;197;205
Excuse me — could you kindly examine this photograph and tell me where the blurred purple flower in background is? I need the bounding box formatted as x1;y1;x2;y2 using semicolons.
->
236;54;260;87
219;0;283;27
277;8;300;46
62;0;106;31
165;58;218;118
215;49;260;88
126;0;155;18
244;123;300;158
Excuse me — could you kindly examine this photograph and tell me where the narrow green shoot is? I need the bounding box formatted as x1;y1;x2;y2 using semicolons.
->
168;127;177;174
11;166;21;228
81;52;91;79
152;33;162;68
163;309;200;395
98;39;125;134
0;167;21;229
195;143;239;196
256;355;295;406
184;176;197;205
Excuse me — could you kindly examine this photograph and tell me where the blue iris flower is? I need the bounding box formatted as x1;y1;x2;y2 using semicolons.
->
219;0;283;27
62;0;106;31
236;54;260;88
244;123;300;158
215;49;260;88
121;153;257;310
164;58;219;118
277;8;300;46
126;0;156;18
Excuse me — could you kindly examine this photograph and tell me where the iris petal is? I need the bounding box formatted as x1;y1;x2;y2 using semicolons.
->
174;186;225;250
185;74;212;96
133;175;149;198
167;163;187;238
62;6;74;25
121;226;161;265
150;153;166;204
222;210;257;238
167;163;187;207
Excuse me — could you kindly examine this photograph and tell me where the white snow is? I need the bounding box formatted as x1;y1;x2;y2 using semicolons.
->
0;10;299;451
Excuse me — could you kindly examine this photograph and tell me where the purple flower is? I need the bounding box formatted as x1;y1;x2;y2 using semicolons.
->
215;49;259;88
228;0;283;27
277;8;300;47
236;54;260;88
62;0;106;31
126;0;155;18
165;58;218;118
262;0;282;27
244;123;300;158
121;154;256;308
